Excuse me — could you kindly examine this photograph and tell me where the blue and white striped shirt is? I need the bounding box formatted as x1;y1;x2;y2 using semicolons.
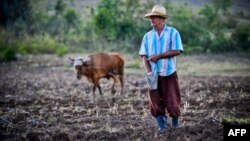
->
139;24;183;76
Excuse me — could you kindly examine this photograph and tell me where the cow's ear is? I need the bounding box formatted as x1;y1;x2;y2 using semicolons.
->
82;56;91;66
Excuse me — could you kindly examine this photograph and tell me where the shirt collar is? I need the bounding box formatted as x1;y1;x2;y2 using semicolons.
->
153;24;168;32
153;24;168;38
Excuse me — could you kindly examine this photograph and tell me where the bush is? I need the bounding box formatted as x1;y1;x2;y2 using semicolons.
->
0;0;247;55
169;6;213;53
0;30;17;60
231;24;250;51
17;34;69;56
209;32;232;52
225;16;237;29
56;44;69;57
0;48;17;61
0;28;69;60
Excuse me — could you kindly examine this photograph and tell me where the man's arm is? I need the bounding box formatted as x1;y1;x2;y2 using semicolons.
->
141;55;152;74
149;50;182;63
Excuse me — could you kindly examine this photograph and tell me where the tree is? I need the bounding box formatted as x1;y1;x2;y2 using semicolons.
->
199;4;220;30
0;0;32;29
231;24;250;51
64;7;79;33
212;0;233;14
93;0;119;41
55;0;66;16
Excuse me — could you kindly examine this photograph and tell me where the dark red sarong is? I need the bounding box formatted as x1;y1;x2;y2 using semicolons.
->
148;71;181;117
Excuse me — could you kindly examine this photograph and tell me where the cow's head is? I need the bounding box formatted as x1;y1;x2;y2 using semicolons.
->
69;56;91;79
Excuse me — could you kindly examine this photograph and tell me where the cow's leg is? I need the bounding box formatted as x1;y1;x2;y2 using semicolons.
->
92;77;102;96
118;75;124;95
110;75;116;94
97;84;102;95
95;80;103;95
92;85;96;97
117;66;124;95
93;83;102;96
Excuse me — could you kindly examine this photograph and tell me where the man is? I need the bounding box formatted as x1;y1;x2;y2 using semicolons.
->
139;5;183;133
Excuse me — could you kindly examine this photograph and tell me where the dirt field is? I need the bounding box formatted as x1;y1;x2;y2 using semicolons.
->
0;54;250;141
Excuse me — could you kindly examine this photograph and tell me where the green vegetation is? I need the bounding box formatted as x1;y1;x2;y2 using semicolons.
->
0;0;249;60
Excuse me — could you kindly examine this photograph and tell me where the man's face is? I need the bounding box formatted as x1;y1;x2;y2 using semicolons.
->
149;16;164;27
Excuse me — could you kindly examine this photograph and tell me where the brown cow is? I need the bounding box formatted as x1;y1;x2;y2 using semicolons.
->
69;52;124;96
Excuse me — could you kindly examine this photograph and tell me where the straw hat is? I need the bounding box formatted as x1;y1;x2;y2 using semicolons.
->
144;5;168;19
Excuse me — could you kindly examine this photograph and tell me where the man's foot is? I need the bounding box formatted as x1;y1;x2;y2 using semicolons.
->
156;115;167;133
158;127;167;134
172;117;179;128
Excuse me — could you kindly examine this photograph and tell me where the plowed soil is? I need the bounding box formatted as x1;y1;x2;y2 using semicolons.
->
0;54;249;141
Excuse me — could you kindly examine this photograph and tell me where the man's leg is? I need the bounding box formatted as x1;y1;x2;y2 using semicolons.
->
148;90;167;132
160;72;181;127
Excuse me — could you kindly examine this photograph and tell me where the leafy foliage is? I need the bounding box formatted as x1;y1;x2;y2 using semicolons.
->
0;0;249;60
231;24;250;51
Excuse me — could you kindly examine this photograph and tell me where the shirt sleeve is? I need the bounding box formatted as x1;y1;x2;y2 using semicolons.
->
139;34;148;57
173;30;184;52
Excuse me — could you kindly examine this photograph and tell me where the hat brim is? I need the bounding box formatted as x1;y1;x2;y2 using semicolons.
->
144;13;168;19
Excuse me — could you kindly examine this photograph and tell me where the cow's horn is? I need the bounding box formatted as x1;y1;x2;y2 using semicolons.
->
69;57;74;61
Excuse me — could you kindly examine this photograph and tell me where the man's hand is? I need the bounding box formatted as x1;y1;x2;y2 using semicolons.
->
147;72;153;76
148;55;159;63
141;55;152;74
149;51;182;63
